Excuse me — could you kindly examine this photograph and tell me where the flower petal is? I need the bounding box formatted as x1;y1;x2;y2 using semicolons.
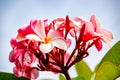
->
52;38;67;50
26;68;39;79
90;15;101;31
39;43;54;53
99;29;113;41
48;30;63;39
9;50;15;62
34;20;46;38
25;34;41;41
13;67;21;77
95;40;102;51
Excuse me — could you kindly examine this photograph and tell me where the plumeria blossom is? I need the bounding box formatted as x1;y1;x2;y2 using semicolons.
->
9;15;113;79
25;20;67;53
9;38;39;79
90;15;113;51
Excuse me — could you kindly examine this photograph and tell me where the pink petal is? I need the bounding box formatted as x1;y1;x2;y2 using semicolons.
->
84;21;94;33
10;37;17;48
27;68;39;79
52;38;67;50
47;30;63;39
33;20;46;38
9;50;15;62
16;34;27;41
99;29;113;41
14;49;24;60
39;43;54;53
90;15;101;31
13;67;21;77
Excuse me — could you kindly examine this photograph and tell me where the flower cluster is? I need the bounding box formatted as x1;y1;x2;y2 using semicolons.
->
9;15;113;79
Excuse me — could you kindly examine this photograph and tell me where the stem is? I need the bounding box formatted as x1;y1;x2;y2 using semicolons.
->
65;47;77;67
63;71;71;80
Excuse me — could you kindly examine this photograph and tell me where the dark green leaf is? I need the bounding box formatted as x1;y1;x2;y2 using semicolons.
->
0;72;29;80
75;60;92;80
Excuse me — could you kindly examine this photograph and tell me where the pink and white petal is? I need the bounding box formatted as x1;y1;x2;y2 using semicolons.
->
39;43;54;53
34;20;46;38
48;30;63;39
95;40;102;51
69;29;75;37
25;34;41;41
16;34;27;41
72;20;82;28
52;38;67;50
101;37;111;48
54;21;64;30
84;21;94;33
99;29;113;41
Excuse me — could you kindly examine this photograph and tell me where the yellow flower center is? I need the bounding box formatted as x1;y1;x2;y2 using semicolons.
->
43;37;52;44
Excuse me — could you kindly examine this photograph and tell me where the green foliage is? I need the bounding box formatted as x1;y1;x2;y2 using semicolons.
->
96;41;120;70
0;72;28;80
59;74;66;80
93;41;120;80
95;62;120;80
73;41;120;80
72;76;85;80
75;60;92;80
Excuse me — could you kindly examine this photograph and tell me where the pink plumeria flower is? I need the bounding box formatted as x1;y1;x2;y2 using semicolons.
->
9;38;39;79
90;15;113;51
71;17;96;41
26;20;67;53
13;64;39;79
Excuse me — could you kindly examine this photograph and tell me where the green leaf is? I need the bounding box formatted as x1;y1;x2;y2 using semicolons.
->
95;62;120;80
72;76;85;80
96;41;120;70
75;60;92;80
90;72;96;80
59;74;66;80
0;72;28;80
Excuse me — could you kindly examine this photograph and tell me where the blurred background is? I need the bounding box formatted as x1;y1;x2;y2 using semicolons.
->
0;0;120;79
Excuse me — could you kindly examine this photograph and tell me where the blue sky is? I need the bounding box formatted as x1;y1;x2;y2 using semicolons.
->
0;0;120;79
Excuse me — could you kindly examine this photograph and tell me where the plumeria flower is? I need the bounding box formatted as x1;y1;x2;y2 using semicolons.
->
13;63;39;79
70;17;96;42
90;15;113;51
25;20;67;53
9;38;39;79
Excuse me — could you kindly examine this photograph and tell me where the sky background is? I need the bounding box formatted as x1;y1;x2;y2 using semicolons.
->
0;0;120;79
